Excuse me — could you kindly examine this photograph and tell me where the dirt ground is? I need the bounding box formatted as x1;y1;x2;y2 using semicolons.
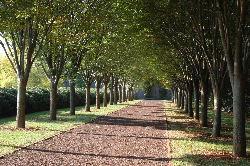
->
0;101;170;166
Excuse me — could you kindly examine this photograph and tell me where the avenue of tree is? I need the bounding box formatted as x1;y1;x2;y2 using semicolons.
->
0;0;250;158
0;0;156;125
139;0;250;157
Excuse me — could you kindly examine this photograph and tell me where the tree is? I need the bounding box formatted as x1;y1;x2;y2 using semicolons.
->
40;38;67;120
216;0;250;157
67;49;86;115
109;73;114;105
184;0;228;137
62;2;90;115
94;74;102;109
102;73;110;107
0;0;70;128
113;75;119;104
38;0;88;119
140;0;250;157
81;65;93;112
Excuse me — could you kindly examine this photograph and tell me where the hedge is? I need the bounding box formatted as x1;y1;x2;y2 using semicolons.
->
0;87;109;118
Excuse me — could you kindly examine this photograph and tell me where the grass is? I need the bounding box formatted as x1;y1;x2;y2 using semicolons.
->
0;100;139;156
165;102;250;166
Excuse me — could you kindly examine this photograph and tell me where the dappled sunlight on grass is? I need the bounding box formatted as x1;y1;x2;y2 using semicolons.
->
165;102;250;165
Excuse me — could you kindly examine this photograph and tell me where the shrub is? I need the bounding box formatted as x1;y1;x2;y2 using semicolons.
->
0;86;112;118
75;88;85;106
57;87;70;109
26;87;50;114
0;88;17;117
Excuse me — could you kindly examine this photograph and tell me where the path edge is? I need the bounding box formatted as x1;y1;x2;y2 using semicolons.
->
165;103;172;166
0;101;142;159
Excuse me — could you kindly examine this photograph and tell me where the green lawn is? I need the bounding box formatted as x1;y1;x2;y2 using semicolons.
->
0;100;139;156
165;102;250;166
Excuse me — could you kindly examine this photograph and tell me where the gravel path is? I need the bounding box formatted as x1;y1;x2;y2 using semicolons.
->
0;101;170;165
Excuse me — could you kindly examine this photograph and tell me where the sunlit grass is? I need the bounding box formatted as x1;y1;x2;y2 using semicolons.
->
165;102;250;166
0;100;139;156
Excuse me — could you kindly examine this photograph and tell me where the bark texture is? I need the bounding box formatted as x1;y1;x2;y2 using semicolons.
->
200;75;209;127
109;74;114;105
232;76;246;157
70;80;76;115
177;88;182;108
188;81;193;117
50;83;57;120
16;79;28;128
212;92;222;137
181;93;184;109
119;84;122;103
114;76;118;104
216;0;248;157
122;80;126;102
85;82;91;112
95;76;102;109
103;73;109;107
194;79;199;120
184;93;188;114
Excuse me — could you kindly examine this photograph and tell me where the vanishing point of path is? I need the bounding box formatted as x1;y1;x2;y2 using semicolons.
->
0;101;170;165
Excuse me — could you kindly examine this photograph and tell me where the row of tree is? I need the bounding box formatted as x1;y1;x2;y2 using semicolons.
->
4;0;248;159
139;0;250;157
0;0;156;130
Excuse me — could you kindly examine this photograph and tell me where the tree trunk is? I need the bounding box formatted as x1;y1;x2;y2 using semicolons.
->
188;81;193;117
122;81;126;102
174;89;178;105
50;82;58;120
126;88;129;102
194;78;200;120
95;78;101;109
233;73;246;157
96;85;100;109
177;88;182;108
232;15;247;156
212;91;222;137
171;88;174;102
173;89;176;103
194;89;199;120
114;86;117;104
181;91;185;109
103;81;108;107
184;93;188;114
85;82;91;112
130;87;134;101
128;87;131;101
133;88;135;101
114;77;118;104
103;73;109;107
109;74;114;105
109;86;114;105
200;78;208;127
16;79;27;128
70;80;75;115
119;84;122;103
216;1;247;157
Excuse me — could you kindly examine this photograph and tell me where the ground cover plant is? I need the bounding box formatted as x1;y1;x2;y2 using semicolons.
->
0;100;138;156
165;102;250;166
